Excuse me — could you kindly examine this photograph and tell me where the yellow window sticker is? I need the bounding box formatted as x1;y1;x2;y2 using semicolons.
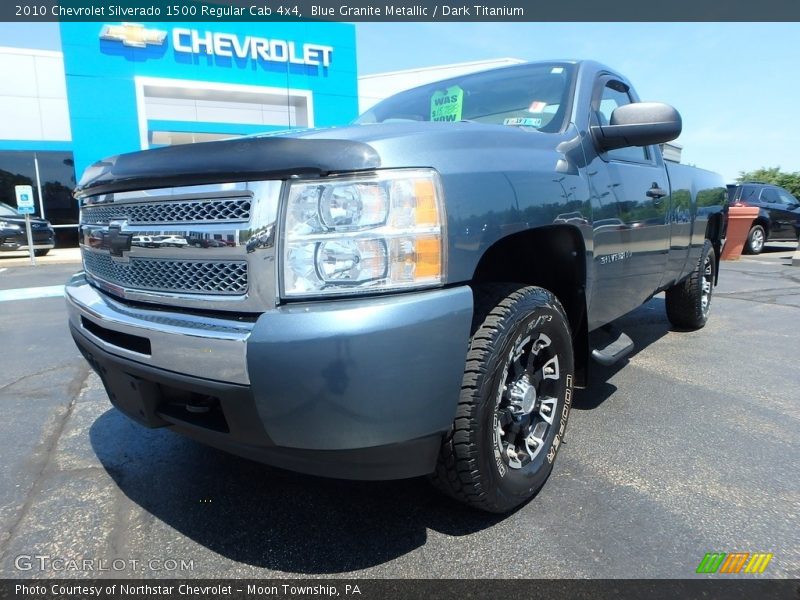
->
430;86;464;122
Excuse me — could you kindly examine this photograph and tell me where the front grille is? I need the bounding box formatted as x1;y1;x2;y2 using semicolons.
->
81;198;251;225
82;250;248;295
32;232;53;242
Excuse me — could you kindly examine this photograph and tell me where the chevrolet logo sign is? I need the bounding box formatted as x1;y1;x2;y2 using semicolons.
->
100;23;167;48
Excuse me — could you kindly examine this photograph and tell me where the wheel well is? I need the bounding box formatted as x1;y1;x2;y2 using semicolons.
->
471;225;589;387
705;213;724;284
705;212;724;244
752;216;770;237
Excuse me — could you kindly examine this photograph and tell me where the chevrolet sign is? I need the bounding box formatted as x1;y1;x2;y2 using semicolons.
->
100;23;167;48
172;28;333;67
99;24;333;68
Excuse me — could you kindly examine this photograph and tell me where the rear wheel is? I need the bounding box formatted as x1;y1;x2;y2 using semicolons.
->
744;224;765;254
34;249;49;257
665;239;715;330
430;284;574;513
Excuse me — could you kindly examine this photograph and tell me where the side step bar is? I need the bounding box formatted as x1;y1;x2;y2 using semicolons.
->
590;326;634;366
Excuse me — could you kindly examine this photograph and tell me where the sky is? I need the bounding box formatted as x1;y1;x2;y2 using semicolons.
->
1;21;798;182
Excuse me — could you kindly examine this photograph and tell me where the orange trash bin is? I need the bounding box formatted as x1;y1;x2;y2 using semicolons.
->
720;205;760;261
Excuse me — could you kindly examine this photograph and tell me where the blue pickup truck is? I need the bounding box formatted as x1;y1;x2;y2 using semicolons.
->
66;60;725;513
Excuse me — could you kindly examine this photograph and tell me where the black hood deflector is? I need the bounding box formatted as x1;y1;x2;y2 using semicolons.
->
75;136;381;196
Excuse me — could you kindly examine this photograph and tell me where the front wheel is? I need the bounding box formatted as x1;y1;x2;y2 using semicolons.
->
665;239;715;330
430;284;574;513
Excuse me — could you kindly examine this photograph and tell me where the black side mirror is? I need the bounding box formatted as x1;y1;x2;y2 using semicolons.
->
591;102;682;151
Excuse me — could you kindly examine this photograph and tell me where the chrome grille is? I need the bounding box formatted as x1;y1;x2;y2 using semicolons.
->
81;198;251;225
78;180;281;312
82;250;248;295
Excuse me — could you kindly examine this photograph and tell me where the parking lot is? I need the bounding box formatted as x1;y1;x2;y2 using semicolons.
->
0;245;798;579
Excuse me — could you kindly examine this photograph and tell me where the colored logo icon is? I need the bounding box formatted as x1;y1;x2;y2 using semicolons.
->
696;552;773;574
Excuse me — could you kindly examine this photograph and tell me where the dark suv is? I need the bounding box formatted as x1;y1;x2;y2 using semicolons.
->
0;202;55;256
726;183;800;254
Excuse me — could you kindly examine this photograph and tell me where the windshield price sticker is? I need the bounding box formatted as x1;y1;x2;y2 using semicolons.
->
430;86;464;122
504;117;543;127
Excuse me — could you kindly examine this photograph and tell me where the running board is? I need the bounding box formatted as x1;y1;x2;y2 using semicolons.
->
590;327;634;366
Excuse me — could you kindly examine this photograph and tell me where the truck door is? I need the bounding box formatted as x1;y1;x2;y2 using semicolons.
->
586;77;670;327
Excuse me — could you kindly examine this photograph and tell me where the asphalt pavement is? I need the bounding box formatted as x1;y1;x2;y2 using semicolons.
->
0;244;797;579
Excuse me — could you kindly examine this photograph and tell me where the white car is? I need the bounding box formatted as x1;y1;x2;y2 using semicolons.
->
131;235;157;248
157;235;189;248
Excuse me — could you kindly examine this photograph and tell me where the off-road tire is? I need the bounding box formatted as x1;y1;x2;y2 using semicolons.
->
429;283;574;513
665;239;715;330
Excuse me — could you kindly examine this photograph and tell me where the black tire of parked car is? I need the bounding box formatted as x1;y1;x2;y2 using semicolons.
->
34;249;49;257
430;284;574;513
665;239;715;330
744;223;766;255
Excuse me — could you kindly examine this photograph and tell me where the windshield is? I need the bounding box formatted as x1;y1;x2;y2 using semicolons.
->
356;63;575;132
0;202;19;217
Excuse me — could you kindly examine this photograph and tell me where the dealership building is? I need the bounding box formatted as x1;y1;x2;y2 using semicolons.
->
0;21;359;244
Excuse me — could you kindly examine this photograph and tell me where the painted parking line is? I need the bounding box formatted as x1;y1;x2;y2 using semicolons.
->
0;285;65;302
0;268;6;274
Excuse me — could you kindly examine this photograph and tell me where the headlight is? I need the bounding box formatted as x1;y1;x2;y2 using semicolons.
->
0;221;21;230
281;169;445;298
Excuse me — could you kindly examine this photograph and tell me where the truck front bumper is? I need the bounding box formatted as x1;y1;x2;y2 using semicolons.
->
66;274;473;479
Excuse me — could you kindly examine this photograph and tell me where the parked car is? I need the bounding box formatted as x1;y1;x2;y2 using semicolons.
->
187;236;226;248
726;183;800;254
0;202;55;256
131;235;158;248
156;235;188;248
67;60;725;513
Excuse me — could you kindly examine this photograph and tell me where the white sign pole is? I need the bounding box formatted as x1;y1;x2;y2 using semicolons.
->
24;214;36;266
14;184;37;267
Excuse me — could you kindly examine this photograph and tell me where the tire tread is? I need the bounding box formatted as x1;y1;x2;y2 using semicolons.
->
665;239;714;329
430;283;566;512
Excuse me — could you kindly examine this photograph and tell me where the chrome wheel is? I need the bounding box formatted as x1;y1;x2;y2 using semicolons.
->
494;331;562;470
701;254;713;316
431;284;574;513
750;227;765;253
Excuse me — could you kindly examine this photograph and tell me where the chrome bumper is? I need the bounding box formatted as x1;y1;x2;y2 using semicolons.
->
65;274;253;384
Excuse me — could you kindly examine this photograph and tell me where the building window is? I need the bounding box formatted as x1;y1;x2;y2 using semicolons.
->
135;77;313;149
0;150;77;245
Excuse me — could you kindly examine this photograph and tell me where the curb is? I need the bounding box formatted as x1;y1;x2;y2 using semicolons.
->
0;248;81;268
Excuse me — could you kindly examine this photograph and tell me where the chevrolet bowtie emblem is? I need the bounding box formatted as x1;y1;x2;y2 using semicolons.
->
100;23;167;48
101;223;133;259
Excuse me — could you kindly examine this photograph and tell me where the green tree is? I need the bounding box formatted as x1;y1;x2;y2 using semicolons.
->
737;167;800;197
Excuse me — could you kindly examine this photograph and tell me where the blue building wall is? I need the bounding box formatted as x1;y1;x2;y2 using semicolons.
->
59;22;359;177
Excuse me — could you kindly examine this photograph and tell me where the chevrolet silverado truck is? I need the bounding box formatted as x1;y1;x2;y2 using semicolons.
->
66;61;725;513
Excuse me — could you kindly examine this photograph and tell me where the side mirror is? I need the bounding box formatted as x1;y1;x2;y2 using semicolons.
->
591;102;682;151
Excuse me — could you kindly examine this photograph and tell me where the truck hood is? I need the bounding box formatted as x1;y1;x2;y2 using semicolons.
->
75;122;556;196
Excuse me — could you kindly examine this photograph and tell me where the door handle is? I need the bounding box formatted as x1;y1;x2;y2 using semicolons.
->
646;184;667;199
